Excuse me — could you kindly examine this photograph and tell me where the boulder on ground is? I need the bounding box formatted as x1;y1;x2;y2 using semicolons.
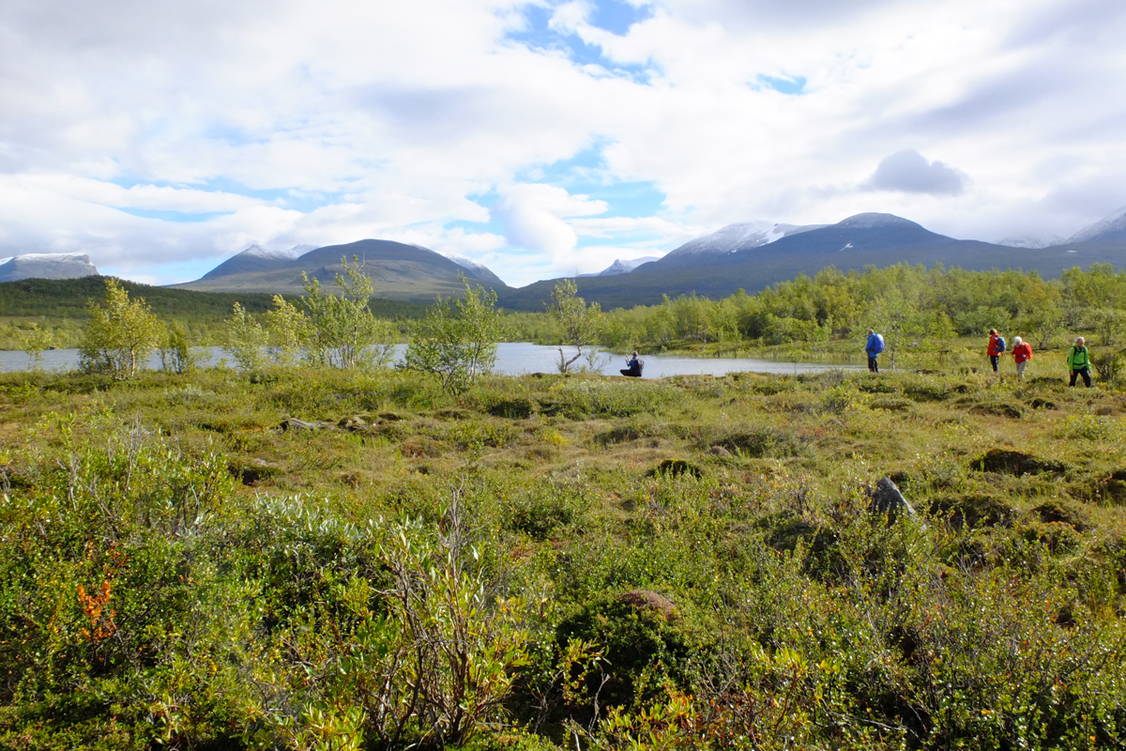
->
868;476;919;520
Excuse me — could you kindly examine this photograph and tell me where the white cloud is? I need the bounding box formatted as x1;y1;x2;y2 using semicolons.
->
866;150;967;195
492;183;610;268
1;0;1124;283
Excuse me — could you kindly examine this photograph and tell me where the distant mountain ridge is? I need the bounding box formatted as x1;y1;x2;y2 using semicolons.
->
178;239;510;302
0;253;99;282
498;210;1126;310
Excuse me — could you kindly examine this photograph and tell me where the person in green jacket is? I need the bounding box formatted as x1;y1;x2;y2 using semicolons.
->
1067;336;1092;387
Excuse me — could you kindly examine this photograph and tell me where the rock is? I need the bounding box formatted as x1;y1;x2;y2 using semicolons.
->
868;476;919;520
279;417;333;431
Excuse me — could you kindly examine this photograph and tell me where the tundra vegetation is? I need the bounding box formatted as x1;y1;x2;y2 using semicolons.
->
0;265;1123;749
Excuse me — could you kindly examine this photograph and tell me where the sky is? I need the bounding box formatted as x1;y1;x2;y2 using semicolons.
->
1;0;1124;287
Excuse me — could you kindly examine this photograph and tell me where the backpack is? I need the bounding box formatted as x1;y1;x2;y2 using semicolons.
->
996;336;1006;352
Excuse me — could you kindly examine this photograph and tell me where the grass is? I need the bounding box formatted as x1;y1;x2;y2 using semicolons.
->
0;366;1123;749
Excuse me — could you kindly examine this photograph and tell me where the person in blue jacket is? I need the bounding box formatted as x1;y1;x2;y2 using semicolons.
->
865;328;885;373
620;351;643;377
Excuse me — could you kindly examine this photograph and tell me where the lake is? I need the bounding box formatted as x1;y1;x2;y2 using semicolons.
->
0;343;858;377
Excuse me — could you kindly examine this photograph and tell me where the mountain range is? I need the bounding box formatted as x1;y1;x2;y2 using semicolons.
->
499;209;1126;309
174;239;507;300
2;206;1123;308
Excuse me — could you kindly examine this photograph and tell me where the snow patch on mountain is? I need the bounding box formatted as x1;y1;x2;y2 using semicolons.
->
999;235;1066;249
241;244;306;260
448;255;491;273
592;256;661;276
665;221;823;260
1070;206;1126;243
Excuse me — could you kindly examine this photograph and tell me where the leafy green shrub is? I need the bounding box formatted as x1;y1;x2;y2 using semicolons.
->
555;590;693;712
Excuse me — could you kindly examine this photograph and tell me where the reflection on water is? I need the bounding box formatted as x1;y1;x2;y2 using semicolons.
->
0;343;857;377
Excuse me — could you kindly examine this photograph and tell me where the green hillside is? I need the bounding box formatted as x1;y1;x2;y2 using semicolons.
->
0;276;428;321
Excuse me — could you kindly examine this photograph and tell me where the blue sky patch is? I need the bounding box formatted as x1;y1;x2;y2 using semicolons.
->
507;3;652;81
756;74;808;95
114;207;231;223
589;0;653;35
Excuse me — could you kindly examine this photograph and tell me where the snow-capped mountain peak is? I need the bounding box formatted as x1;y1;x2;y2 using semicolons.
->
664;221;824;262
1070;206;1126;243
579;256;662;277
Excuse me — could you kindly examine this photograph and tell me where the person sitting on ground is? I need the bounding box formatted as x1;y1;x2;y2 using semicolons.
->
1067;336;1092;387
1011;336;1033;378
986;328;1006;373
865;328;884;373
620;351;643;377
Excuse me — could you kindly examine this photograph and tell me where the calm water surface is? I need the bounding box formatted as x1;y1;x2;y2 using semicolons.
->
0;343;858;377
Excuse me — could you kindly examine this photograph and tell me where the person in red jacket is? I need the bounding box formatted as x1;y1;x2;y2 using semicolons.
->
1011;336;1033;378
986;329;1006;372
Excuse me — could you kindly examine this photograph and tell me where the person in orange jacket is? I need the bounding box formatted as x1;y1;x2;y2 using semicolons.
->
1010;336;1033;378
986;328;1005;372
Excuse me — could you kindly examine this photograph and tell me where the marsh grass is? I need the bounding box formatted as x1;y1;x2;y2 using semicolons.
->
0;367;1122;749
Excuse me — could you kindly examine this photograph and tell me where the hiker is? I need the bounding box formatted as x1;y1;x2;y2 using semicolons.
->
986;328;1006;373
865;329;884;373
1011;336;1033;378
620;352;643;378
1067;336;1092;387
